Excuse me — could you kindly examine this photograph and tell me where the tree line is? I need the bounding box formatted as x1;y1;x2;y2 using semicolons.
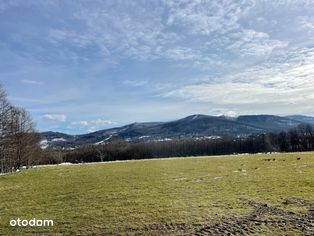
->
1;82;314;170
0;84;41;173
55;123;314;164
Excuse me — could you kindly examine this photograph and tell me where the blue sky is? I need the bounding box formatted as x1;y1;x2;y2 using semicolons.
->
1;0;314;134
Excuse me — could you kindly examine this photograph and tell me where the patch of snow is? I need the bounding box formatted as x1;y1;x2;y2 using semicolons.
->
59;162;73;166
155;138;173;142
40;140;49;149
95;135;113;145
51;138;66;142
192;114;200;120
94;141;104;145
28;153;269;170
104;135;113;141
195;136;221;140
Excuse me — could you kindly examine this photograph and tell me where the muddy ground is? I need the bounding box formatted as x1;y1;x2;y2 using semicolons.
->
131;198;314;235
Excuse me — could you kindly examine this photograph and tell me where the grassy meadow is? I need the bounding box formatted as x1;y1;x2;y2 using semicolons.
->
0;152;314;235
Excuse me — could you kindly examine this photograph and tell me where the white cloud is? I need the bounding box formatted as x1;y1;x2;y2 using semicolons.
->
165;47;314;110
42;114;67;122
3;0;314;125
70;119;117;130
21;79;44;85
87;127;97;133
90;119;116;126
299;16;314;30
38;0;314;73
4;0;314;68
164;47;201;61
71;121;88;127
210;108;238;117
45;0;257;65
164;0;254;35
226;29;288;57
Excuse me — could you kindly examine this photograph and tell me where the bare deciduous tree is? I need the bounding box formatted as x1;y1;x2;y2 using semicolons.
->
0;83;41;173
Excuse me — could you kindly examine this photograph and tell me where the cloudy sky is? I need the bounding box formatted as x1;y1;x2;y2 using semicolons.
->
1;0;314;134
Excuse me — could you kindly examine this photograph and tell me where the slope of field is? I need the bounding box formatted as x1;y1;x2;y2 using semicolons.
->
0;153;314;235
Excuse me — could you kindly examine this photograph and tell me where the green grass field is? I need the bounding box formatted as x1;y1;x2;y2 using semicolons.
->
0;152;314;235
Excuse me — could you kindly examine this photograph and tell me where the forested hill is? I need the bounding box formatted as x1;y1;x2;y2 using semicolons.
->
41;114;314;149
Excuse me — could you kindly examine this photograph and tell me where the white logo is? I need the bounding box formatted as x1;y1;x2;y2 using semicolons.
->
10;218;54;227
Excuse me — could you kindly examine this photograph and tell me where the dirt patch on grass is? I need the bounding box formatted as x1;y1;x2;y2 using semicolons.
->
195;198;314;235
134;198;314;235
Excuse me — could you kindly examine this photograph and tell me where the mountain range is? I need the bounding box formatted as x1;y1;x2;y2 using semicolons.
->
40;114;314;149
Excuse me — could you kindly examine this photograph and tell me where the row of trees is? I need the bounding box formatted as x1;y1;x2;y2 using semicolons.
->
2;81;314;170
59;124;314;164
265;124;314;152
0;84;41;173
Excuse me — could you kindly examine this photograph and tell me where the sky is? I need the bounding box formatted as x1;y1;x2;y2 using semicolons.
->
1;0;314;134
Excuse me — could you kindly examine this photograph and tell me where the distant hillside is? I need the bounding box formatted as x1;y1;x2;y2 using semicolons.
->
285;115;314;126
41;114;311;149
